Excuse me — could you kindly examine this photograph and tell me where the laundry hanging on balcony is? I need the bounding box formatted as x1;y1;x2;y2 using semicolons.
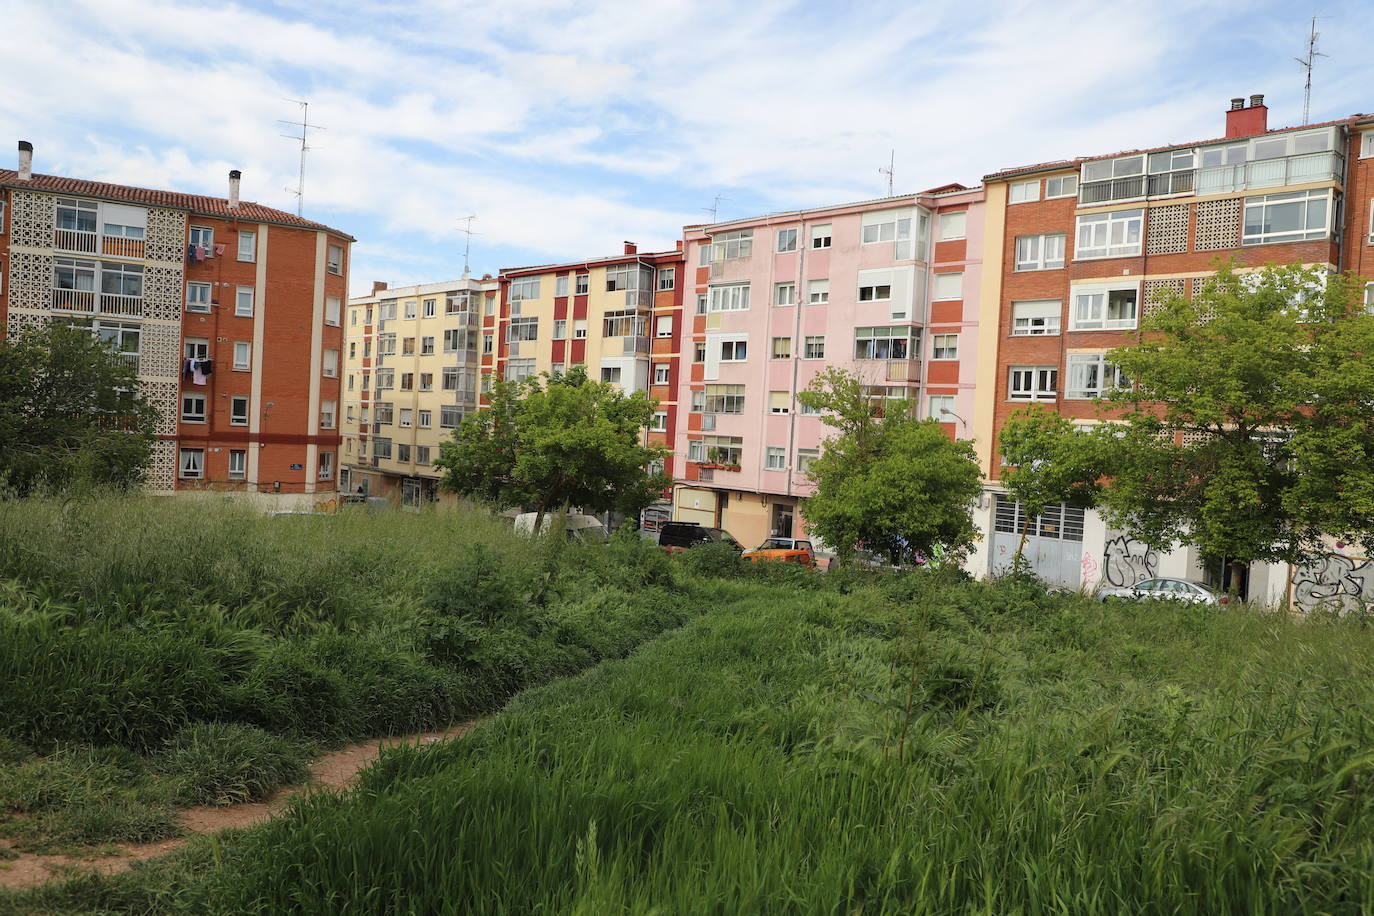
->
185;245;210;264
182;357;214;385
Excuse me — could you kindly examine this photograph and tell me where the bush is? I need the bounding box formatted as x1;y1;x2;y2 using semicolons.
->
425;544;527;625
162;723;312;807
227;642;353;740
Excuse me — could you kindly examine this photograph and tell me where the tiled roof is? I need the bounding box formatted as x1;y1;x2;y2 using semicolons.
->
984;113;1374;182
500;247;684;279
0;170;353;239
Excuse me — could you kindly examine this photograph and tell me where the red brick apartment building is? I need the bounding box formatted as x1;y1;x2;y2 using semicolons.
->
490;242;687;482
968;95;1374;600
0;142;354;501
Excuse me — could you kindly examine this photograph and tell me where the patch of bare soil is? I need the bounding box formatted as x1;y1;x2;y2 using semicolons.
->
0;722;475;891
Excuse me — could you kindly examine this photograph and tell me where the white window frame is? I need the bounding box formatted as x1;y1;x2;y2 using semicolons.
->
419;410;432;428
709;229;753;261
933;273;963;301
403;300;416;320
186;281;212;313
1009;365;1058;401
233;340;251;370
771;337;792;359
720;339;748;362
774;282;796;306
708;283;750;312
553;319;567;340
1014;233;1066;271
937;211;966;241
189;226;214;251
235;286;254;317
574;319;587;339
555;275;569;297
575;274;589;295
655;314;673;338
237;230;256;262
797;448;819;473
1009;180;1040;204
318;451;334;480
181;393;207;423
323;348;339;377
1071;283;1139;331
803;335;825;360
1066;353;1128;399
927;394;955;420
807;279;829;304
230;395;250;426
1242;189;1332;245
228;449;246;480
858;283;891;302
320;400;336;429
650;411;668;432
654;363;670;384
1075;209;1143;259
179;448;204;479
1361;131;1374;159
765;446;786;471
1010;300;1062;337
325;296;341;326
657;267;675;291
930;333;958;360
776;228;798;252
810;224;832;249
509;277;540;301
327;244;343;275
1044;175;1078;199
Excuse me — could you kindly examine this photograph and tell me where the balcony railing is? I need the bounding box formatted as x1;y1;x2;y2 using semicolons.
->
52;288;96;312
54;228;98;253
620;335;650;355
99;293;144;317
1196;151;1343;194
101;236;146;259
885;359;921;382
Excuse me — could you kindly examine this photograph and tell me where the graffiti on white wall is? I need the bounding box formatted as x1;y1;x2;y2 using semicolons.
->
1102;534;1160;587
1293;554;1374;613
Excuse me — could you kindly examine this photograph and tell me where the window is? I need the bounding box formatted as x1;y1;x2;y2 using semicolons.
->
810;225;832;249
1011;300;1061;336
327;244;344;275
654;363;671;384
181;394;206;423
361;372;369;390
379;300;397;321
323;349;339;377
858;283;891;302
693;341;706;363
351;308;359;327
931;334;958;360
551;363;566;377
928;395;955;420
765;446;786;470
325;296;341;326
702;435;744;466
601;366;622;384
1242;190;1331;245
348;374;355;391
933;273;963;300
573;320;587;339
510;277;540;301
235;286;254;317
650;411;668;432
424;298;436;317
720;340;747;361
709;229;752;261
696;294;707;315
1009;366;1058;401
443;329;461;352
690;390;706;412
864;214;914;244
346;405;355;423
800;400;822;416
575;274;589;295
657;267;675;290
1361;132;1374;159
797;448;819;473
708;284;750;312
507;358;536;383
398;408;413;428
1014;233;1066;271
416;446;431;466
187;282;212;312
656;314;673;338
1009;180;1040;203
237;230;255;262
373;438;392;460
421;336;435;355
376;368;394;390
420;372;433;391
606;264;648;292
233;341;251;370
854;326;918;360
1369;199;1374;244
604;310;647;338
228;449;246;480
402;337;416;356
807;279;829;304
100;261;144;302
418;410;432;428
189;226;213;251
403;300;416;320
768;391;790;415
1083;155;1143;183
400;372;414;390
1045;175;1077;199
375;403;394;425
804;336;826;359
483;334;493;355
777;228;798;252
320;400;336;429
771;337;792;359
553;319;567;340
183;338;209;360
774;283;796;306
1071;285;1138;331
179;448;204;479
1076;209;1143;259
230;396;249;426
442;367;461;391
1066;353;1128;399
508;316;538;341
440;406;462;428
318;452;334;479
555;275;569;297
938;211;967;240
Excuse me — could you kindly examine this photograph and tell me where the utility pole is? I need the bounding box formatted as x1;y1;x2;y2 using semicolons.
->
703;194;730;223
456;215;479;279
279;100;326;217
1294;15;1327;125
879;149;895;197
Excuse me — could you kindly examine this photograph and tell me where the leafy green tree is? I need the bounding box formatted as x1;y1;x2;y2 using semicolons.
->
0;321;158;494
997;406;1107;563
436;367;667;531
798;368;982;565
1099;263;1374;573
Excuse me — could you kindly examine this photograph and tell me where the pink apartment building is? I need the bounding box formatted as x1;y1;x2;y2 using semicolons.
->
672;186;986;549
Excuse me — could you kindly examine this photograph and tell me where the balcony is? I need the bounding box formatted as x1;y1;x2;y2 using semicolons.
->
51;288;96;312
618;335;650;355
885;359;921;382
102;236;146;259
49;288;144;317
54;228;98;253
1196;151;1343;195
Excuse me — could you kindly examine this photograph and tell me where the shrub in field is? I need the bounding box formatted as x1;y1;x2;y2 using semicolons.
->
425;543;528;625
227;642;353;741
161;723;311;807
309;634;465;736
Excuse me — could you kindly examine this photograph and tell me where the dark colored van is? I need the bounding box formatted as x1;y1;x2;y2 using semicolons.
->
657;521;742;553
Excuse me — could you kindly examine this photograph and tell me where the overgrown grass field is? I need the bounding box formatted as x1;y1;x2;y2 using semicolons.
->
6;521;1374;913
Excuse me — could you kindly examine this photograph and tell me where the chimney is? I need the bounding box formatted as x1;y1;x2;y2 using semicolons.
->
227;169;241;209
623;241;637;255
371;281;388;295
675;239;684;250
17;141;33;181
1225;93;1269;139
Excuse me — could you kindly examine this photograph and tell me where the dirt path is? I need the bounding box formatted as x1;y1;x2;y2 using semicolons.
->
0;722;476;892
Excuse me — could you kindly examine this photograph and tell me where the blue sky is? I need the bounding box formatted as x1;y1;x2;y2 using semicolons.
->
3;0;1372;296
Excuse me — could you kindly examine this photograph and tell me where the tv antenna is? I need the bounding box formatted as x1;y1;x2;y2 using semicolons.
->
1294;15;1327;124
702;194;730;223
455;215;479;279
879;149;895;197
279;100;326;216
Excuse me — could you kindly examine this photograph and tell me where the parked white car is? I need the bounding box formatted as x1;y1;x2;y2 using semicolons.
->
512;512;609;544
1098;577;1230;605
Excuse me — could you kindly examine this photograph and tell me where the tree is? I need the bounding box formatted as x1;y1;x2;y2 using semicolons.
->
997;406;1108;563
0;321;158;495
436;367;667;531
1098;262;1374;575
798;368;983;565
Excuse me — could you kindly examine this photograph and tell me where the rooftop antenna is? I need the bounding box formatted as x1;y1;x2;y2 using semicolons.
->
455;215;479;279
279;99;326;216
879;149;895;197
702;194;730;223
1294;15;1327;124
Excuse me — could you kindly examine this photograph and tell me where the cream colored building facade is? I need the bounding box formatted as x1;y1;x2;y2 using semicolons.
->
341;277;498;505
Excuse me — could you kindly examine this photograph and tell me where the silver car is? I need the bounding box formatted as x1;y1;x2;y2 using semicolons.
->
1098;577;1231;605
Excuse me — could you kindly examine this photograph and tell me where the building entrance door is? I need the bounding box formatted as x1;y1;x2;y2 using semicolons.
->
772;503;794;538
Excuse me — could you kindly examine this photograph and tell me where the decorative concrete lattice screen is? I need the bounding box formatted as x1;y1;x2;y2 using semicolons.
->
7;190;55;248
1180;428;1214;448
1142;278;1187;318
144;208;187;264
147;440;177;491
1194;198;1241;251
1147;204;1189;255
5;250;55;312
1190;276;1218;322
